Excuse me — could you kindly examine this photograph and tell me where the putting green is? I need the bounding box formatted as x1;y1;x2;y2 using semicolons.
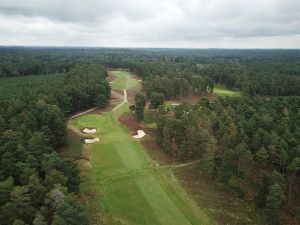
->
72;71;214;225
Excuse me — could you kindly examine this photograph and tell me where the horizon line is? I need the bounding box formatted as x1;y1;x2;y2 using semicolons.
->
0;45;300;50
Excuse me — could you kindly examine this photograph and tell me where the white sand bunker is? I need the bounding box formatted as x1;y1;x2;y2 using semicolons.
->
133;130;146;139
84;138;100;143
171;103;180;106
137;80;142;82
109;81;114;84
83;128;97;134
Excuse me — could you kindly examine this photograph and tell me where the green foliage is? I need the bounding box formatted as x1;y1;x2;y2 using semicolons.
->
155;96;300;223
266;184;285;225
256;147;268;168
134;93;146;121
0;63;109;224
53;201;89;225
149;92;165;110
45;170;68;189
12;220;27;225
0;177;14;205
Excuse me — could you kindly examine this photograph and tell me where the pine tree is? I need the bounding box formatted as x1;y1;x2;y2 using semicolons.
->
266;183;285;225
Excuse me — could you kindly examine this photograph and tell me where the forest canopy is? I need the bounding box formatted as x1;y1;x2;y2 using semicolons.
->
0;61;110;225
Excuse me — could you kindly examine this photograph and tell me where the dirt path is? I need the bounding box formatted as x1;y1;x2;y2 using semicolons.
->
70;107;97;119
112;89;127;112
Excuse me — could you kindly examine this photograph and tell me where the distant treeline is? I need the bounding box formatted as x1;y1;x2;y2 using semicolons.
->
106;54;300;97
0;62;110;225
1;47;300;96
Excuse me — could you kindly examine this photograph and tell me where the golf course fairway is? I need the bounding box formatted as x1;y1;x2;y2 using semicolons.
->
72;70;214;225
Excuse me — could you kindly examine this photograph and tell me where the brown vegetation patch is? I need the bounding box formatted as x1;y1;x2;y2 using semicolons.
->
118;114;141;133
142;126;156;137
175;165;265;225
81;147;90;161
111;90;123;100
170;93;216;104
59;127;89;161
114;89;124;96
107;72;117;82
141;138;177;165
127;88;140;104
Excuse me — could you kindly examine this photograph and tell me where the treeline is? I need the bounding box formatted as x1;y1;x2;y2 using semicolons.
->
143;75;214;99
0;63;110;225
155;97;300;224
0;48;72;78
0;47;106;78
105;50;300;97
2;47;300;96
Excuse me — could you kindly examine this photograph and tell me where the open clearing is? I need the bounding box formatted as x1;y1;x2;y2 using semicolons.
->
71;71;214;225
110;70;140;90
213;86;241;97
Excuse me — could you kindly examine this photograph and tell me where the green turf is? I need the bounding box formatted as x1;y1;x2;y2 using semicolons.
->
111;70;140;90
72;71;214;225
213;86;241;97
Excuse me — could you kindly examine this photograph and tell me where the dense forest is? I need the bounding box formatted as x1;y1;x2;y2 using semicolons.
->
104;49;300;97
154;97;300;224
0;62;110;225
0;47;300;225
1;47;300;97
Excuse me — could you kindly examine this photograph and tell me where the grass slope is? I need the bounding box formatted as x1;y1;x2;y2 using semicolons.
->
214;86;241;97
111;70;140;90
73;71;213;225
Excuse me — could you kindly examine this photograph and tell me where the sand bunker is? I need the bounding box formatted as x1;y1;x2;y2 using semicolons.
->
137;80;142;82
109;81;114;84
133;130;146;139
83;128;97;134
84;138;100;143
171;103;180;106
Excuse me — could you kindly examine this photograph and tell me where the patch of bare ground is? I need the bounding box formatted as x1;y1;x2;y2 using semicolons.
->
114;89;124;97
111;90;123;99
170;93;216;104
141;138;177;165
107;72;117;82
127;88;141;104
118;114;141;133
174;165;266;225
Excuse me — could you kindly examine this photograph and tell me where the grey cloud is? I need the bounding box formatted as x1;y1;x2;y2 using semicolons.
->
0;0;299;48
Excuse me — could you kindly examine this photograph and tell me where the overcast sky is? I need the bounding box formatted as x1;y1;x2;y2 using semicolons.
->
0;0;299;48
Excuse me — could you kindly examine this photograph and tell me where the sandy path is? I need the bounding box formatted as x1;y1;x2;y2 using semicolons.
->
112;89;127;112
111;90;124;98
71;107;97;119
